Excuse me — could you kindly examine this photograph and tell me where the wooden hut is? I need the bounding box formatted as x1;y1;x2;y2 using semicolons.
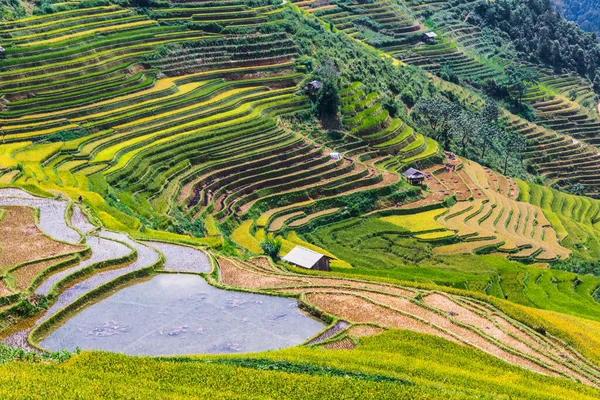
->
403;167;426;185
282;246;331;271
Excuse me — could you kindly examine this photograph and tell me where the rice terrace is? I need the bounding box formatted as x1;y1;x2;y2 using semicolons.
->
4;0;600;398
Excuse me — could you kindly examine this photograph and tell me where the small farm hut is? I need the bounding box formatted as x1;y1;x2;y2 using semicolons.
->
403;167;426;185
282;246;331;271
304;80;323;96
423;32;438;42
330;152;341;160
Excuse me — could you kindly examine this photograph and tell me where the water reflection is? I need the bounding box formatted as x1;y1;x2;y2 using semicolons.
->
41;274;323;356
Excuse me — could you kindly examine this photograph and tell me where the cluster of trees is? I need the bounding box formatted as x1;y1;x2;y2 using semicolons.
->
412;97;527;176
0;0;26;21
554;0;600;34
291;12;432;122
469;0;600;82
552;256;600;276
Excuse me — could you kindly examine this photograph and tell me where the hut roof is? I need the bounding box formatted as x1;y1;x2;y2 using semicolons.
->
403;167;425;179
282;246;330;269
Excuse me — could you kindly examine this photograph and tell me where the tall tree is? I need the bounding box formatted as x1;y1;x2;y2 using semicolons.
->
313;58;341;121
412;98;459;150
502;131;526;175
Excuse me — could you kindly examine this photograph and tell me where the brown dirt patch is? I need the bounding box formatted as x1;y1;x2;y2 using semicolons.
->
303;277;416;297
218;258;308;289
304;292;458;343
0;280;12;297
346;325;386;338
11;255;76;292
0;207;85;270
248;257;284;273
320;337;355;350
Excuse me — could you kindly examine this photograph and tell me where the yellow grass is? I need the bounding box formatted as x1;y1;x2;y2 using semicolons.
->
5;123;80;142
102;93;293;173
415;231;456;240
21;20;157;46
114;86;263;130
0;142;32;168
231;220;262;254
13;142;64;163
13;76;178;122
75;81;206;123
380;208;447;232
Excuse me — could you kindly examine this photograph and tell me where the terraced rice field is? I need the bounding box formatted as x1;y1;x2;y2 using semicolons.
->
293;0;500;82
14;182;596;387
503;75;600;193
518;180;600;258
295;0;600;196
433;160;570;262
216;255;600;386
322;82;440;172
0;1;445;241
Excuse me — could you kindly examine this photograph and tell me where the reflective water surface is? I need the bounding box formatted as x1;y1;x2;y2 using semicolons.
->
41;274;323;356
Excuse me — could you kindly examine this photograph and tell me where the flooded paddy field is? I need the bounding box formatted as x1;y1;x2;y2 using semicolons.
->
41;274;324;356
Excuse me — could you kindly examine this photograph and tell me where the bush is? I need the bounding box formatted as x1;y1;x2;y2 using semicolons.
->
260;237;282;260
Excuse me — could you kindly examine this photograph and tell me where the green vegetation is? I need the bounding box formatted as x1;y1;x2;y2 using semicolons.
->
556;0;600;35
303;215;600;321
0;330;599;399
2;0;600;397
517;180;600;258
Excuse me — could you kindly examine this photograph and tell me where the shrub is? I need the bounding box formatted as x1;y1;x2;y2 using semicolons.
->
260;237;282;260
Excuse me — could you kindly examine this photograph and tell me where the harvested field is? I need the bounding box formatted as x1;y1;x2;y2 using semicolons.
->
305;292;459;342
218;258;310;289
11;254;77;292
346;325;386;338
320;337;356;350
0;206;85;270
215;257;600;385
0;190;81;244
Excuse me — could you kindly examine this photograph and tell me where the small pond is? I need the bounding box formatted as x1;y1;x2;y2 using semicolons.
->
41;274;324;356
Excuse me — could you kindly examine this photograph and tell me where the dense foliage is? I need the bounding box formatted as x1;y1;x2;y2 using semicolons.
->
554;0;600;34
292;14;433;108
0;0;26;21
411;95;527;177
470;0;600;81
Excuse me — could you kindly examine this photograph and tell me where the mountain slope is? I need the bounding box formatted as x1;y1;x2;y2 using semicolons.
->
555;0;600;34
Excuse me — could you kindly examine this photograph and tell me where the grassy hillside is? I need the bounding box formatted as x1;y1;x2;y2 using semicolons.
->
2;330;600;399
2;0;600;398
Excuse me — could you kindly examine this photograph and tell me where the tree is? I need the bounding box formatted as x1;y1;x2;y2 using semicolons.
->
594;74;600;92
504;67;540;103
313;58;341;121
450;112;478;157
439;64;459;84
502;131;526;175
260;237;282;260
412;98;458;150
478;99;502;159
482;98;500;122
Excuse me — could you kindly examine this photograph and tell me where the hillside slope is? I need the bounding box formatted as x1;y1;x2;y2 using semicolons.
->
555;0;600;34
2;0;600;398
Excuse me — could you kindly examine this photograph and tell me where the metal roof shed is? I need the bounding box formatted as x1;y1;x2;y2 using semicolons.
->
282;246;331;271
